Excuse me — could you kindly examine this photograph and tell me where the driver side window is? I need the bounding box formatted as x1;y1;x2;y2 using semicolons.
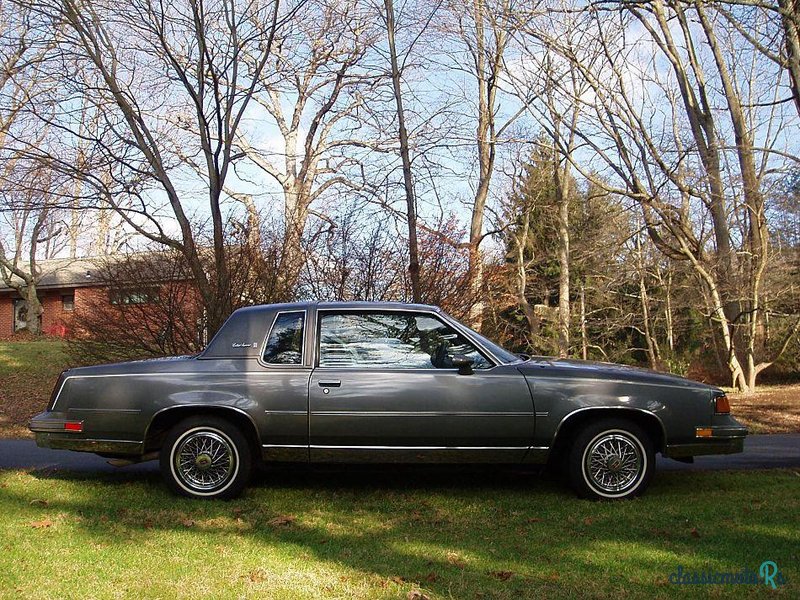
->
318;311;491;369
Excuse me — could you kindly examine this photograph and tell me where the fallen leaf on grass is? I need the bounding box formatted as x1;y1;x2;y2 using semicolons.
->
446;551;466;569
489;570;514;581
407;591;430;600
30;519;53;529
527;517;542;523
424;572;438;583
690;528;700;538
583;517;593;526
181;519;195;528
29;499;48;507
389;576;407;585
248;569;267;583
267;514;295;527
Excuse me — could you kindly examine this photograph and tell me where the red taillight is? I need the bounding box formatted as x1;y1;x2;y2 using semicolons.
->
64;421;83;432
715;395;731;414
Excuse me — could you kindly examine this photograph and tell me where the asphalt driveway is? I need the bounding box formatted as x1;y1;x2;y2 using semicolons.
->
1;434;798;474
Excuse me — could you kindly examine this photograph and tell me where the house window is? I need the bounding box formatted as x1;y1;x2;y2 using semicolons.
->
62;294;75;311
110;288;159;305
12;299;28;332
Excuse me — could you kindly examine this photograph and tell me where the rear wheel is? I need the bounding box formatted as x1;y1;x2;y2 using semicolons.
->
160;416;252;499
568;418;654;500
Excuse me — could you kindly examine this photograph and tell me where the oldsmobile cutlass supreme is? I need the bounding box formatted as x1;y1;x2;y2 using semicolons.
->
30;301;747;500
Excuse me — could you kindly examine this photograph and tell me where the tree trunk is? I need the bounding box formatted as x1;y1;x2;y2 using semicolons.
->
281;186;309;298
636;233;660;370
514;209;539;343
555;152;570;358
467;0;503;332
665;269;674;354
580;280;588;360
22;286;43;335
778;0;800;118
384;0;421;302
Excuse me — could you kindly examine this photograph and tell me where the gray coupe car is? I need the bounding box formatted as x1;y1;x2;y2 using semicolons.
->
30;301;747;500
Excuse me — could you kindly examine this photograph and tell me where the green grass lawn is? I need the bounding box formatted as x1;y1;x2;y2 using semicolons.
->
0;340;68;438
0;466;797;599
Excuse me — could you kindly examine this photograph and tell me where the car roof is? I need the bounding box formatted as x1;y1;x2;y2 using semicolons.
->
233;300;442;314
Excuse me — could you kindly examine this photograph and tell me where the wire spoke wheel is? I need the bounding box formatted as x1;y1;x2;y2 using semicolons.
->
583;432;644;495
173;430;236;492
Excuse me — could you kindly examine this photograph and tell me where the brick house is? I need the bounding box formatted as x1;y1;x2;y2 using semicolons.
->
0;255;200;342
0;258;107;337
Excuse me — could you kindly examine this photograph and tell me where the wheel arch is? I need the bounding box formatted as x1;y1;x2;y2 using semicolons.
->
550;407;666;462
144;405;261;457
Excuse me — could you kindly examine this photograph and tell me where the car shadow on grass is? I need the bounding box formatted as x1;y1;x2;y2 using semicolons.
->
9;465;798;599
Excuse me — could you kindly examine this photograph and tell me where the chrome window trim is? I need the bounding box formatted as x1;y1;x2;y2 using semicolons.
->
256;309;310;370
313;307;499;370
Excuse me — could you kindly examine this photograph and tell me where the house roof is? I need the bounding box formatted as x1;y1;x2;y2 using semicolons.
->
0;251;192;293
0;257;107;292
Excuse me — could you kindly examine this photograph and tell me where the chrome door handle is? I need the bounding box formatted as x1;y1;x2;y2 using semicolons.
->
318;380;341;387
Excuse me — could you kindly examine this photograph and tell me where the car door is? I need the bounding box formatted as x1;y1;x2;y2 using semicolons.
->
308;309;535;463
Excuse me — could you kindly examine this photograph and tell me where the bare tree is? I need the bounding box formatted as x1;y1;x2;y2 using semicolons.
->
26;0;298;336
231;0;385;295
0;0;59;334
711;0;800;118
516;0;799;389
0;165;70;334
436;0;528;330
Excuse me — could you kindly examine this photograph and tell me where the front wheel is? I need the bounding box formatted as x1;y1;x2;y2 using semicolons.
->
568;418;654;500
160;416;252;499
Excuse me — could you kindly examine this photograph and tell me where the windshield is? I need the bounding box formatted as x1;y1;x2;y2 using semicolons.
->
441;312;522;365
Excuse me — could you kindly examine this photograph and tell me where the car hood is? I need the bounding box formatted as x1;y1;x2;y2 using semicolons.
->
517;356;722;392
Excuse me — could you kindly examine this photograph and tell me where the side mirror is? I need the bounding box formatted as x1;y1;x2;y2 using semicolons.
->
451;354;474;375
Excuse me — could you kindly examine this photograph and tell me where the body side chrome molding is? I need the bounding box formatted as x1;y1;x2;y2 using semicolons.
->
262;444;308;448
262;443;550;451
70;408;142;414
311;445;534;451
310;411;535;417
